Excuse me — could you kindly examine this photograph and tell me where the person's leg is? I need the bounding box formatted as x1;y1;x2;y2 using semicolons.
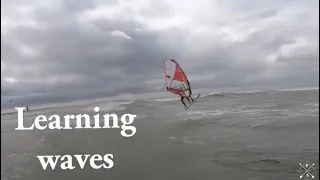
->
188;89;194;102
181;97;187;107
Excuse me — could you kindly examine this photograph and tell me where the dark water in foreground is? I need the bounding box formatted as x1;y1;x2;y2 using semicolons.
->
1;89;319;180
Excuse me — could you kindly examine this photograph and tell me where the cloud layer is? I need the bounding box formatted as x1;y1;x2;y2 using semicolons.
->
1;0;319;107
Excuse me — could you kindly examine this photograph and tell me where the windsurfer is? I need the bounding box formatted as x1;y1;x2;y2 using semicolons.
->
179;88;190;109
167;86;193;109
165;59;196;109
186;81;194;102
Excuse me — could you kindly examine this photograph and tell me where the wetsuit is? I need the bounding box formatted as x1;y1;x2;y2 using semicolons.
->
167;87;191;108
180;93;191;108
185;81;194;102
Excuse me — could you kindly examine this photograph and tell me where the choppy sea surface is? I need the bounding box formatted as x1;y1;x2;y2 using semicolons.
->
1;89;319;180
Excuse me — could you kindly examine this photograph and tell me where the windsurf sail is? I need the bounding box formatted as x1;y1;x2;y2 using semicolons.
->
164;59;192;98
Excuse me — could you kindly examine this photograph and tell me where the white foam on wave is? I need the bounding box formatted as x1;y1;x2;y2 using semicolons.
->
304;103;319;107
178;109;228;120
168;136;215;145
135;113;147;119
146;97;178;102
290;108;319;117
84;100;133;112
231;109;263;115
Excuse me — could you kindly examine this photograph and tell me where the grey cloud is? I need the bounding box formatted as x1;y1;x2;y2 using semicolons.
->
1;0;318;108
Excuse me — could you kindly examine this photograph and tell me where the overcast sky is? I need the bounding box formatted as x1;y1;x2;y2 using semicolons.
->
1;0;319;107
